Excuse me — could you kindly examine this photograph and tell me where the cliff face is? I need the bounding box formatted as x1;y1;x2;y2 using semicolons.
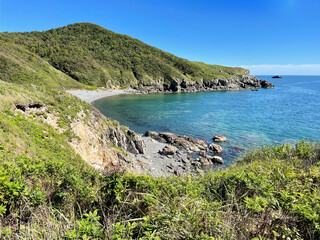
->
138;75;274;93
68;108;146;169
13;100;146;172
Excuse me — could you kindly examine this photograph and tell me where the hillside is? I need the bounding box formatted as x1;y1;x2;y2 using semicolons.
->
0;41;84;88
0;23;272;90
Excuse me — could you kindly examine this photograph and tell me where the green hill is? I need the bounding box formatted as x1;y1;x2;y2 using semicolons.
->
0;22;248;87
0;41;84;88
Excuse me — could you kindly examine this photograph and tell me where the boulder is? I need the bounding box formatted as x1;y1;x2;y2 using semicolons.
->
127;140;139;155
199;155;224;165
134;137;146;154
174;138;198;152
260;80;274;88
182;135;207;150
159;145;176;156
210;156;224;164
146;131;207;153
213;135;227;142
208;143;223;153
199;150;207;157
145;131;165;143
199;156;210;165
160;132;177;143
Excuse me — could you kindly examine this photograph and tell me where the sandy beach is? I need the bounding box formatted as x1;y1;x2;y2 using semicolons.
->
67;89;140;103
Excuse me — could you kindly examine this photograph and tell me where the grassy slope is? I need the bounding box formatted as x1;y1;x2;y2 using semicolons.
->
1;131;319;239
0;41;84;88
0;23;248;87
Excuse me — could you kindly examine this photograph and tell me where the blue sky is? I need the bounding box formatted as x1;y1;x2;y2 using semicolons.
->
0;0;319;74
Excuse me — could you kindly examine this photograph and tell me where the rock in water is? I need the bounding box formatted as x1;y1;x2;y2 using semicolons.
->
213;135;227;142
271;75;283;78
260;80;274;88
199;154;224;165
211;156;224;164
145;131;207;152
208;143;223;153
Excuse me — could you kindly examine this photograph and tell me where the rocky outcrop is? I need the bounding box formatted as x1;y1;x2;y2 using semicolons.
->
199;155;224;165
145;131;207;152
159;146;176;156
213;135;227;142
145;131;225;170
108;127;146;155
16;103;146;170
272;75;283;78
208;143;223;153
85;110;146;157
137;75;274;94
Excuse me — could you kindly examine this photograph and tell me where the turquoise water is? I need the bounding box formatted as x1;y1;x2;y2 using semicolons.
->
93;76;320;165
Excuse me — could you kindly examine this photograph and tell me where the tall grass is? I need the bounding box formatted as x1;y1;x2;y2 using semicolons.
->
1;140;320;239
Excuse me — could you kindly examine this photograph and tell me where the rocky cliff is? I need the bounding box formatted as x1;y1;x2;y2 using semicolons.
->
137;75;274;93
14;100;146;172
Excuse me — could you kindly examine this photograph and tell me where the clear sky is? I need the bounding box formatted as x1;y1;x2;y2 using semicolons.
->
0;0;319;74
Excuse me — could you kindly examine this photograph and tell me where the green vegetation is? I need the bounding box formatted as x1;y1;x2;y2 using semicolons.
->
1;134;320;239
0;41;84;88
0;23;248;87
0;22;319;239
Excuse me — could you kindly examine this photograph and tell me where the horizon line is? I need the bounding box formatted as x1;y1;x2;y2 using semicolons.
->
239;64;320;75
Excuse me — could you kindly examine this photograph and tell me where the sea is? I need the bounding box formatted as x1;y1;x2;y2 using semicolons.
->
93;75;320;166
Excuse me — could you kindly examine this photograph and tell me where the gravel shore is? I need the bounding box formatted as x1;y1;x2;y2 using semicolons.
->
67;89;139;103
67;88;204;177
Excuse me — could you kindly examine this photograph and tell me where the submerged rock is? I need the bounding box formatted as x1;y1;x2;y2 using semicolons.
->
231;146;245;151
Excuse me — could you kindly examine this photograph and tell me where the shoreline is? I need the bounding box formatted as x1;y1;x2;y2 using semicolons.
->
67;88;226;177
67;89;140;103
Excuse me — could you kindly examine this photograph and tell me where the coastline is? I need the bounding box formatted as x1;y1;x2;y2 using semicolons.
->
67;89;140;103
66;80;274;177
67;75;274;104
67;88;225;177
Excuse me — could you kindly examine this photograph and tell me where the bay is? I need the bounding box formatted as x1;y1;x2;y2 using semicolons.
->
93;75;320;165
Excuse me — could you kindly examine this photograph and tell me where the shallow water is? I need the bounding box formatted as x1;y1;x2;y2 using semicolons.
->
93;75;320;165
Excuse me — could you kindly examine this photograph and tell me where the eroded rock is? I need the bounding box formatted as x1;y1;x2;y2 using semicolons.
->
159;145;176;156
208;143;223;153
211;156;224;164
145;131;207;153
213;135;227;142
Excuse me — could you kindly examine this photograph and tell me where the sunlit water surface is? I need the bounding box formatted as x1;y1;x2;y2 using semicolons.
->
93;76;320;166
